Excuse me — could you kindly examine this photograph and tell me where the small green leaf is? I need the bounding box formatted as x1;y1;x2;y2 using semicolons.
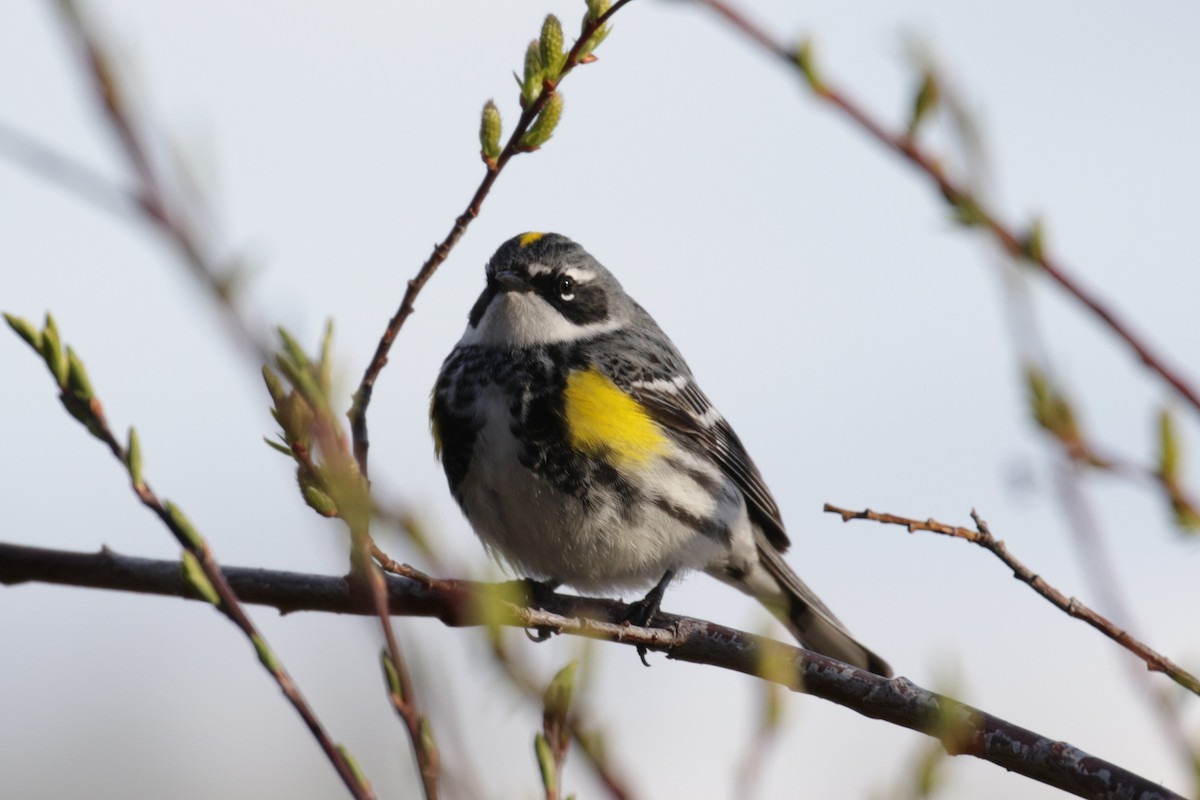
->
480;100;503;163
1159;408;1180;482
252;634;280;672
907;70;940;138
277;327;312;373
166;501;206;551
521;92;563;150
540;15;565;79
181;550;220;606
4;313;42;351
262;364;287;408
126;427;144;487
66;347;94;399
263;436;292;455
40;314;68;388
534;732;556;794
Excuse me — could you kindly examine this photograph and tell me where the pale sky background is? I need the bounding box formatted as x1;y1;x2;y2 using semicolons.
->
2;1;1199;798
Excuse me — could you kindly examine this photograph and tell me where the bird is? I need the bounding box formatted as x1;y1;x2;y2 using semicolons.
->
430;232;891;676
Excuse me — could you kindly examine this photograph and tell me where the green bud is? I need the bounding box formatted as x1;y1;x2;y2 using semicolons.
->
381;650;403;699
252;634;280;672
1158;409;1179;481
181;550;220;606
795;38;823;92
950;193;985;227
534;732;557;794
1023;217;1045;264
585;0;612;24
907;70;940;138
40;314;68;388
543;661;578;727
303;484;338;517
419;717;438;757
480;100;503;163
522;40;545;108
540;15;565;79
521;92;563;150
578;0;612;62
126;427;144;487
66;347;94;399
1025;367;1077;443
4;313;42;351
262;365;286;408
165;501;206;551
336;745;371;792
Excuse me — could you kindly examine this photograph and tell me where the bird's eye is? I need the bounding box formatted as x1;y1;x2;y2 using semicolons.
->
557;275;575;301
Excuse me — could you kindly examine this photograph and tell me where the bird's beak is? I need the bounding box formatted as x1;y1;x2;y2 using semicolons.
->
492;270;529;292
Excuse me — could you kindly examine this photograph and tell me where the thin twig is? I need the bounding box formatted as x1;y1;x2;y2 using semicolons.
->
53;0;270;361
696;0;1200;418
0;116;139;219
13;354;375;799
348;0;638;476
0;541;1185;800
824;503;1200;697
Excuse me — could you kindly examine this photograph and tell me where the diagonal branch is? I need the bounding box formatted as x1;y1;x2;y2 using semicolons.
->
348;0;638;476
825;503;1200;697
695;0;1200;418
0;541;1186;800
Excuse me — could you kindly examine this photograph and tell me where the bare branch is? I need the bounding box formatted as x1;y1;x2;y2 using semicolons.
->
696;0;1200;418
824;504;1200;697
348;0;638;476
0;541;1186;800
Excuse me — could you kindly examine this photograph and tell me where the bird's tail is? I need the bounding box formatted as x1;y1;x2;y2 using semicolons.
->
717;538;893;677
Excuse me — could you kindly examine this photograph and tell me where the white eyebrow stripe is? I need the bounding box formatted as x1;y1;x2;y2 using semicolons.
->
565;268;596;283
525;262;553;276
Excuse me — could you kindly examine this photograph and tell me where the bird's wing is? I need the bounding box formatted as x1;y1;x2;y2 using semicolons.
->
625;374;791;553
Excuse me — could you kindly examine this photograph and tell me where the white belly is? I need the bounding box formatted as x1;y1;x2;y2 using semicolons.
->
457;385;744;592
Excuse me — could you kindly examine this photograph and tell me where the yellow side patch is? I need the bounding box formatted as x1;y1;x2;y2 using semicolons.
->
564;368;667;468
518;231;545;248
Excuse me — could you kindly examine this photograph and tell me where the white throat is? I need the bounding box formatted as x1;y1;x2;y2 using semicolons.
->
459;291;619;347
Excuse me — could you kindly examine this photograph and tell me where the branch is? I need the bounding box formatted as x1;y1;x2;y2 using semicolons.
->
1;541;1185;800
696;0;1200;418
348;0;637;476
53;0;270;361
825;504;1200;697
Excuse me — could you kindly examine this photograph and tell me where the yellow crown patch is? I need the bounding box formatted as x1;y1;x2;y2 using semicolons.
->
518;231;546;248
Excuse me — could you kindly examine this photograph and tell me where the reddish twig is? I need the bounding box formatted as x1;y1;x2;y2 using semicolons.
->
53;0;270;361
824;503;1200;697
0;540;1185;800
697;0;1200;418
8;331;374;799
348;0;638;476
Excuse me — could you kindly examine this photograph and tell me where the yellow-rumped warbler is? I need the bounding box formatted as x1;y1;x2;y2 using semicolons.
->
431;232;890;676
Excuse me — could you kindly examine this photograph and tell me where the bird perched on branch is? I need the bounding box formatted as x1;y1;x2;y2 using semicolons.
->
431;232;891;676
